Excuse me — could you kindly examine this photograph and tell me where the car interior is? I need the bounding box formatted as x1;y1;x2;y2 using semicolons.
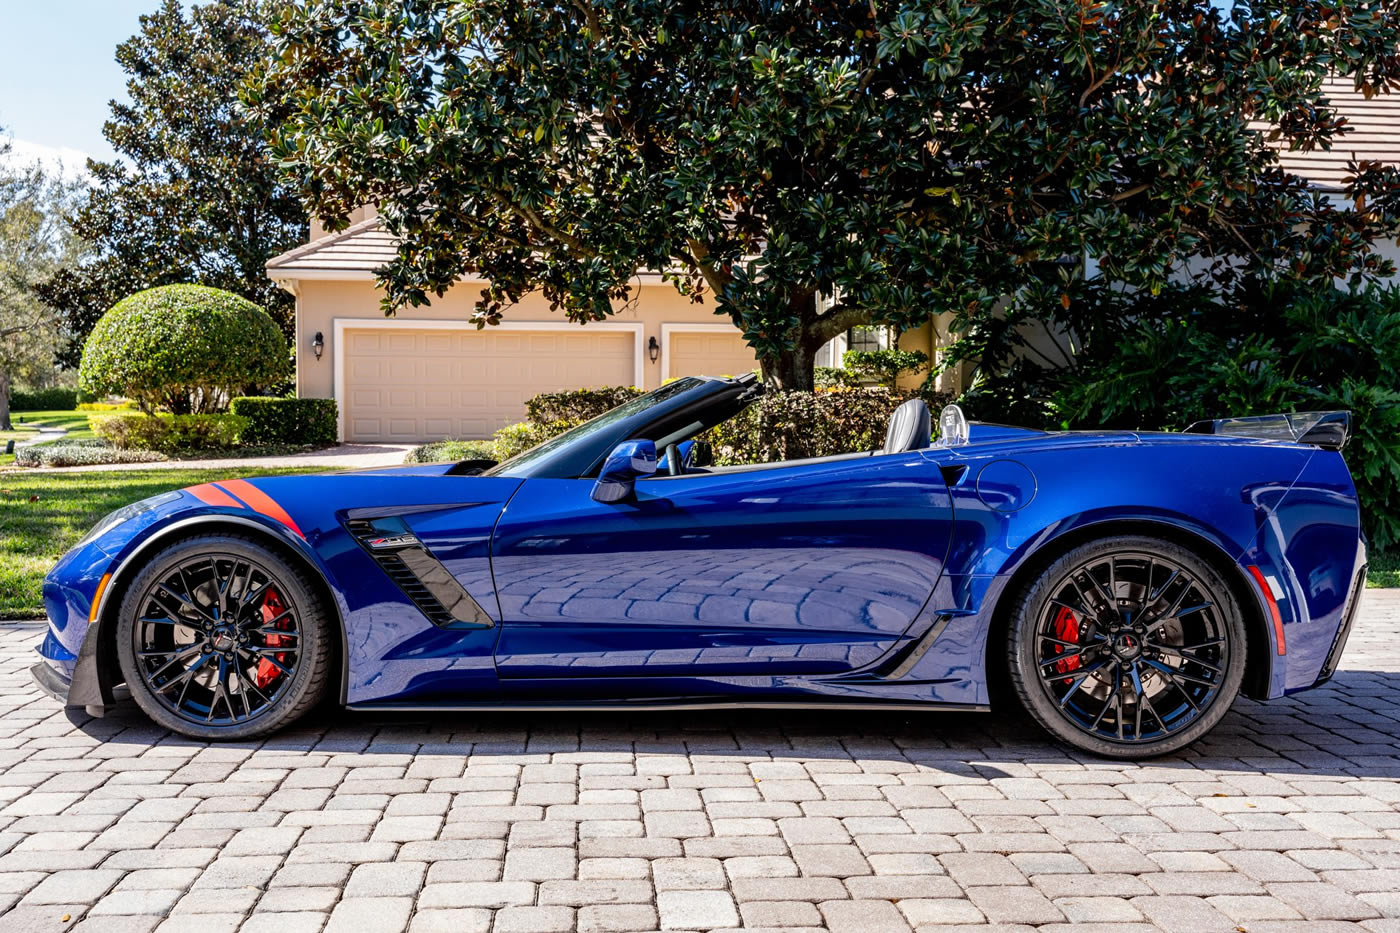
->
644;396;935;479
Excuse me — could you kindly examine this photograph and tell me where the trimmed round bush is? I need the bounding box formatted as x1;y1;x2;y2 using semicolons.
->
79;285;289;413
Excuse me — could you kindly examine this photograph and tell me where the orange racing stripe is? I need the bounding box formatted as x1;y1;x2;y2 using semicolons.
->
215;479;306;539
186;483;245;509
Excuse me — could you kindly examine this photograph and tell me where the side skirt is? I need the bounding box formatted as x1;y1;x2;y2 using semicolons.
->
347;699;991;714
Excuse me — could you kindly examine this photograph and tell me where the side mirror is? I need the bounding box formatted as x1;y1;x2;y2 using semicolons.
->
592;439;657;503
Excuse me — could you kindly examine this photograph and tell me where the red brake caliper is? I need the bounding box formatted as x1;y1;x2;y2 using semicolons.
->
254;590;290;690
1052;606;1082;682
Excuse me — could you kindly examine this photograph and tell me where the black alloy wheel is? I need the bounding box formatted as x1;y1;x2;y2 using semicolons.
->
116;534;331;740
1008;535;1246;758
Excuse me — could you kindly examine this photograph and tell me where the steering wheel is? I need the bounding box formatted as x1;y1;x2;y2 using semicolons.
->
665;443;683;476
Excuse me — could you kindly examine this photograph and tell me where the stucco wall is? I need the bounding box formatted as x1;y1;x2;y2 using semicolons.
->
293;278;753;398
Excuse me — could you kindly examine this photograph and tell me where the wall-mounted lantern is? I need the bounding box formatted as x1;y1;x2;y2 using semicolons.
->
311;331;325;360
648;336;660;363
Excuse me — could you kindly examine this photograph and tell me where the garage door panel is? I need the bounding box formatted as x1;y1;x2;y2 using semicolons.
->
341;326;635;443
667;329;758;380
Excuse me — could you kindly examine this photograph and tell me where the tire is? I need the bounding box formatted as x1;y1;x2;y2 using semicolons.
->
1007;535;1246;758
116;534;333;741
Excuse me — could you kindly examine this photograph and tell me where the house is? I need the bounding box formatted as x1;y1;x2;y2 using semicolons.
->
267;206;948;443
267;207;763;443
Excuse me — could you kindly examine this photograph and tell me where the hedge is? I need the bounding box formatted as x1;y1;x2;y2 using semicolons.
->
230;397;338;445
706;386;952;464
9;387;78;411
404;439;497;464
90;413;248;452
524;386;642;424
492;419;585;460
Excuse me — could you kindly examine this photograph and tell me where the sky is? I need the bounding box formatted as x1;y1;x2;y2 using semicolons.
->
0;1;164;176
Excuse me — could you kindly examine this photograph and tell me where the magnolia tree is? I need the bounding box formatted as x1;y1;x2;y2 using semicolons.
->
251;0;1400;389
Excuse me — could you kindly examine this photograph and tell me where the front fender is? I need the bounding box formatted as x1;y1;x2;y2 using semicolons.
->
39;493;345;713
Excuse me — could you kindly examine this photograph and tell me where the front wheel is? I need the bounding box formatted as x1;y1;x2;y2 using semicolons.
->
116;534;333;741
1007;536;1246;758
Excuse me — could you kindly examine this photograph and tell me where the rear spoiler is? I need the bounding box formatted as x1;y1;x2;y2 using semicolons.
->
1184;410;1351;451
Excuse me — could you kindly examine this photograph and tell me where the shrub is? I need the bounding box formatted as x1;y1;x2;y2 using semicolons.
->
814;366;861;388
842;349;930;388
706;387;950;465
492;419;584;460
77;400;138;411
231;397;338;445
79;284;289;413
16;443;166;468
404;439;498;464
9;387;78;411
91;413;248;452
524;386;641;424
956;280;1400;550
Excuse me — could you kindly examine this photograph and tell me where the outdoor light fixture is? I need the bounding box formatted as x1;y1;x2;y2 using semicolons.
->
648;336;660;363
312;331;324;360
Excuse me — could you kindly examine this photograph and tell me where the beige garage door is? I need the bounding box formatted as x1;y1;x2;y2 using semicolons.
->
342;327;635;442
666;329;759;380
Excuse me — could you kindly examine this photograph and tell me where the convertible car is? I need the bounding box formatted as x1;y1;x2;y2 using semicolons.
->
33;374;1365;757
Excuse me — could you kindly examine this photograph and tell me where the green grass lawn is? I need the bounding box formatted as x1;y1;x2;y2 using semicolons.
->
3;409;96;441
0;467;328;619
1;410;97;465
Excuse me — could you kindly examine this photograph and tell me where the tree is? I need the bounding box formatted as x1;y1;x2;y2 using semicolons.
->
1;143;86;431
251;0;1400;389
79;284;288;414
40;0;306;364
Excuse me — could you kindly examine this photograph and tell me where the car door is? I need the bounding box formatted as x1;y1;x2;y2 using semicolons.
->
489;451;954;679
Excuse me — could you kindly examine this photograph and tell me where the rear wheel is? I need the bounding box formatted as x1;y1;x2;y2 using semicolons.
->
1007;535;1246;758
116;534;332;740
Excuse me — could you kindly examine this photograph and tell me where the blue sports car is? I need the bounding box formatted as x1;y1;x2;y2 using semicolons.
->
32;374;1366;758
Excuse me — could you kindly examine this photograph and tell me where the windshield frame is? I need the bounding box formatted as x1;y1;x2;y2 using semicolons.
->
483;375;756;479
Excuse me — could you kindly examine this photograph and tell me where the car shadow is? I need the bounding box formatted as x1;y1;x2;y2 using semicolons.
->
62;666;1400;781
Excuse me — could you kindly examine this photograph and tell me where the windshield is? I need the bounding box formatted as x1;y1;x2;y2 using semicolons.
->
483;377;706;477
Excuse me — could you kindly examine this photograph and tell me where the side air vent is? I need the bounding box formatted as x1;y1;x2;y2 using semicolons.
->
345;517;494;629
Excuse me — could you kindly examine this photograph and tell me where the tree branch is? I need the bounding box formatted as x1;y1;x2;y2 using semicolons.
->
488;190;600;258
685;238;732;297
811;302;873;343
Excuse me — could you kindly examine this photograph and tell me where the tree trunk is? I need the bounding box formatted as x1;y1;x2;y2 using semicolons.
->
757;290;822;391
760;340;819;391
0;370;11;432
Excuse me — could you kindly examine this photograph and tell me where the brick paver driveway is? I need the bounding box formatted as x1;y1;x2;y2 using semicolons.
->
1;593;1398;933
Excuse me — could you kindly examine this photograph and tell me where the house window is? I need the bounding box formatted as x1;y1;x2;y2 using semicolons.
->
846;326;891;354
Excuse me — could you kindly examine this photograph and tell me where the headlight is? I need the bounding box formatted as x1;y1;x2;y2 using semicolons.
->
78;491;183;547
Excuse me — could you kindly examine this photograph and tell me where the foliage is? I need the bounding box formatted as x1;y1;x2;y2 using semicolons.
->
404;439;498;464
842;349;930;389
814;366;861;388
524;386;642;425
10;387;77;412
957;281;1400;551
79;285;288;414
492;419;584;461
77;400;137;412
15;441;166;468
1369;550;1400;589
38;0;305;361
0;467;328;618
253;0;1400;389
707;387;951;465
230;396;337;445
90;412;248;452
1;152;87;430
